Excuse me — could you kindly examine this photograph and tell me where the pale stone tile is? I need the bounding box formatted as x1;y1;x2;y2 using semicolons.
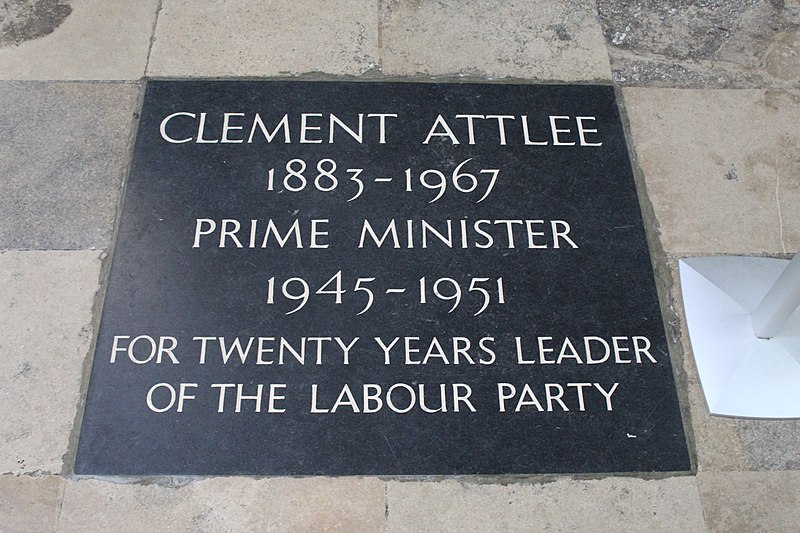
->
147;0;379;77
0;82;140;250
623;87;800;255
59;477;386;532
0;475;65;533
699;471;800;532
737;418;800;470
380;0;612;81
59;479;199;532
189;477;386;532
597;0;800;88
0;0;158;80
0;251;102;474
386;477;705;533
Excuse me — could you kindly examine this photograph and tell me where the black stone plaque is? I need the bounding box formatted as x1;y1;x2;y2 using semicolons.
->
76;81;690;475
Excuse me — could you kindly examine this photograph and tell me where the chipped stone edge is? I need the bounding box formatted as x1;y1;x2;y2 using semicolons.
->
143;70;614;85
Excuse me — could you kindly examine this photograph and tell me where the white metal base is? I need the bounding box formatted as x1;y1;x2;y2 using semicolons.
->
679;256;800;418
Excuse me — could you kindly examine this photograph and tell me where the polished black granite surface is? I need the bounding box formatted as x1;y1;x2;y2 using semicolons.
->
75;81;690;475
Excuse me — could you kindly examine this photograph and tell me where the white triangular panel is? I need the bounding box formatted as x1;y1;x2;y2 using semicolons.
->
679;257;800;418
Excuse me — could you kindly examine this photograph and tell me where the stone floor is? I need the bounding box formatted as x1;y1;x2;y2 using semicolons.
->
1;0;798;531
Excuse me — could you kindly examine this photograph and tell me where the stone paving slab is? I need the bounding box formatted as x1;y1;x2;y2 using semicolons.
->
736;418;800;470
597;0;800;88
0;0;158;80
0;82;140;250
380;0;611;81
385;477;705;532
147;0;379;77
58;477;386;532
0;251;102;474
699;471;800;532
623;87;800;256
0;475;65;533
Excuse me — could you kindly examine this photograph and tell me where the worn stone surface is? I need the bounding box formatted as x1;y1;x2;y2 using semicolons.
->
386;478;705;532
699;471;800;532
598;0;800;87
623;87;800;255
0;0;158;80
59;477;386;532
737;418;800;470
147;0;379;77
0;475;64;533
0;0;72;48
0;82;140;250
380;0;611;81
0;251;102;474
